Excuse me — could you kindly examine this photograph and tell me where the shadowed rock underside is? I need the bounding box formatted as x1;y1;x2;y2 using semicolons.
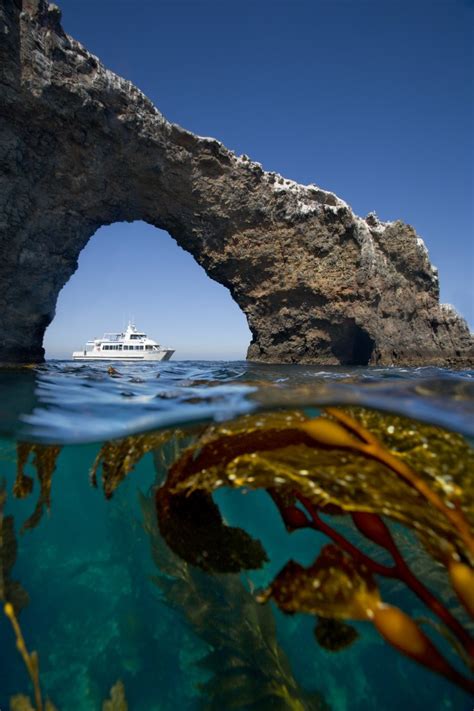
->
0;0;472;366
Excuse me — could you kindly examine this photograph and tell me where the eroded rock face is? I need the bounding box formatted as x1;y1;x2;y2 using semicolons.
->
0;0;472;365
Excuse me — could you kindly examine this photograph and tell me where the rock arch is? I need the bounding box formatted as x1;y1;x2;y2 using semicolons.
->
0;0;472;366
44;220;251;359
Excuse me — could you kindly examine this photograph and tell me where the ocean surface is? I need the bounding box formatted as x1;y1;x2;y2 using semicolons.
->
0;361;472;710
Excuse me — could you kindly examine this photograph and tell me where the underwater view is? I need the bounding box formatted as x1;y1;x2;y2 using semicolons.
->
0;362;473;710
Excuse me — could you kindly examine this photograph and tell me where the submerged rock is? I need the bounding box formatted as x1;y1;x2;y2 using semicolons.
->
0;0;472;366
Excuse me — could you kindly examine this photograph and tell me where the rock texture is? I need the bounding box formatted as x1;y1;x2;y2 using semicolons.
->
1;0;472;366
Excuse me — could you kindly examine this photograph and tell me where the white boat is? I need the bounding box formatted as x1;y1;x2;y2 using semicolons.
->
72;322;174;361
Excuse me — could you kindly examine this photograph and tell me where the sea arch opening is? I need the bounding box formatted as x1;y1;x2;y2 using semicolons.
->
44;221;251;361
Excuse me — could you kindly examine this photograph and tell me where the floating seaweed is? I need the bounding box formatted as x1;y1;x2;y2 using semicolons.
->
90;430;178;498
0;480;29;614
156;487;267;573
154;407;474;694
102;680;128;711
4;579;128;711
9;695;57;711
141;491;329;711
14;444;61;532
7;405;473;701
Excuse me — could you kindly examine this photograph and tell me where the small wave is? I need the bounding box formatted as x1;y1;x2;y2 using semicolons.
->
0;360;471;444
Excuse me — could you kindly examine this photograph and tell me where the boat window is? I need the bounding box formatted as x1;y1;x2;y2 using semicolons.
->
146;345;152;350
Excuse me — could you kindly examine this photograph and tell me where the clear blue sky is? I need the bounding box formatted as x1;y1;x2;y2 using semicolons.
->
44;0;473;360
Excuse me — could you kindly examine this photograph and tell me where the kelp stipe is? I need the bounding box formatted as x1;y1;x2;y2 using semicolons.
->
4;603;39;710
1;481;56;710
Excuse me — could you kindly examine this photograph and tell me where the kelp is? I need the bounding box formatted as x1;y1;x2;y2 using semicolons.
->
163;409;473;565
0;480;29;614
6;404;474;698
140;491;328;711
156;487;267;573
155;406;474;694
14;445;34;499
4;564;127;711
3;602;56;711
90;430;178;498
14;444;61;532
9;697;57;711
0;486;46;708
257;544;380;621
313;617;359;652
102;680;128;711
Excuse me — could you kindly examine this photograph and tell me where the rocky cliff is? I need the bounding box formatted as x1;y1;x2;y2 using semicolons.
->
1;0;472;365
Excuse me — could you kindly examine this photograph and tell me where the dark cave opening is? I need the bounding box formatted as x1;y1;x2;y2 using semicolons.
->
351;325;375;365
331;320;375;366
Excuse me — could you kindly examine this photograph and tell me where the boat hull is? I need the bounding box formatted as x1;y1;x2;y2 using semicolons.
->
72;350;174;362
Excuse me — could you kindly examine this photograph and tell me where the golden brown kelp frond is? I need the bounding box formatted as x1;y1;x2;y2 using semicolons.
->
9;698;57;711
9;695;36;711
22;445;61;533
13;444;61;532
195;578;329;711
155;407;474;693
90;430;178;498
14;444;34;498
331;406;474;503
257;545;380;621
101;680;128;711
163;408;473;565
152;428;203;487
320;408;474;560
140;492;329;711
0;480;29;614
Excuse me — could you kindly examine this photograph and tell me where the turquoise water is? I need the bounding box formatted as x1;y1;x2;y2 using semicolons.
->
0;362;473;709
